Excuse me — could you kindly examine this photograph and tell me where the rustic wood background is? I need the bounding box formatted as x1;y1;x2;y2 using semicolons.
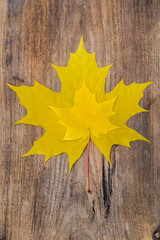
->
0;0;160;239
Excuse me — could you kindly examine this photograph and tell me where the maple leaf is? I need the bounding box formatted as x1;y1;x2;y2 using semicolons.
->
7;36;152;175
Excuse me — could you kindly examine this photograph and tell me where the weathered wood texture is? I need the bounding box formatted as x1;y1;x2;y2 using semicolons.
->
0;0;160;239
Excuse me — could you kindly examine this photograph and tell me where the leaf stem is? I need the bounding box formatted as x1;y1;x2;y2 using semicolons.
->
87;139;92;194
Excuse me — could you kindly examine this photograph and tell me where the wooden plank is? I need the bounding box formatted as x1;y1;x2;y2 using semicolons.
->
0;0;160;239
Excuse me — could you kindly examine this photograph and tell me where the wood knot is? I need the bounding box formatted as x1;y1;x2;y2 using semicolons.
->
154;232;160;239
153;226;160;240
13;76;24;83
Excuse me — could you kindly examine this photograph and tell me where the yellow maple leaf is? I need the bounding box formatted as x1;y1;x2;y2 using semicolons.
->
7;36;152;174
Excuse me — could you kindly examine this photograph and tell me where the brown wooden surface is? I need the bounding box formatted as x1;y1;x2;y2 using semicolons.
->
0;0;160;239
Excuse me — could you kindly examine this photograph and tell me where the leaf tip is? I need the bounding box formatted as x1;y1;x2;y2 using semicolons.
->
68;164;72;174
108;159;112;165
6;82;17;91
145;138;151;144
110;63;115;67
50;62;54;67
20;153;27;158
44;154;52;163
76;35;87;54
121;78;124;84
80;34;84;44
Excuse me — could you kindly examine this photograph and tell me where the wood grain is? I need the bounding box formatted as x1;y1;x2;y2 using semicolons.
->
0;0;160;239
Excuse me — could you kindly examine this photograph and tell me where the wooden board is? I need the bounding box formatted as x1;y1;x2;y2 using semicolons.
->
0;0;160;239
